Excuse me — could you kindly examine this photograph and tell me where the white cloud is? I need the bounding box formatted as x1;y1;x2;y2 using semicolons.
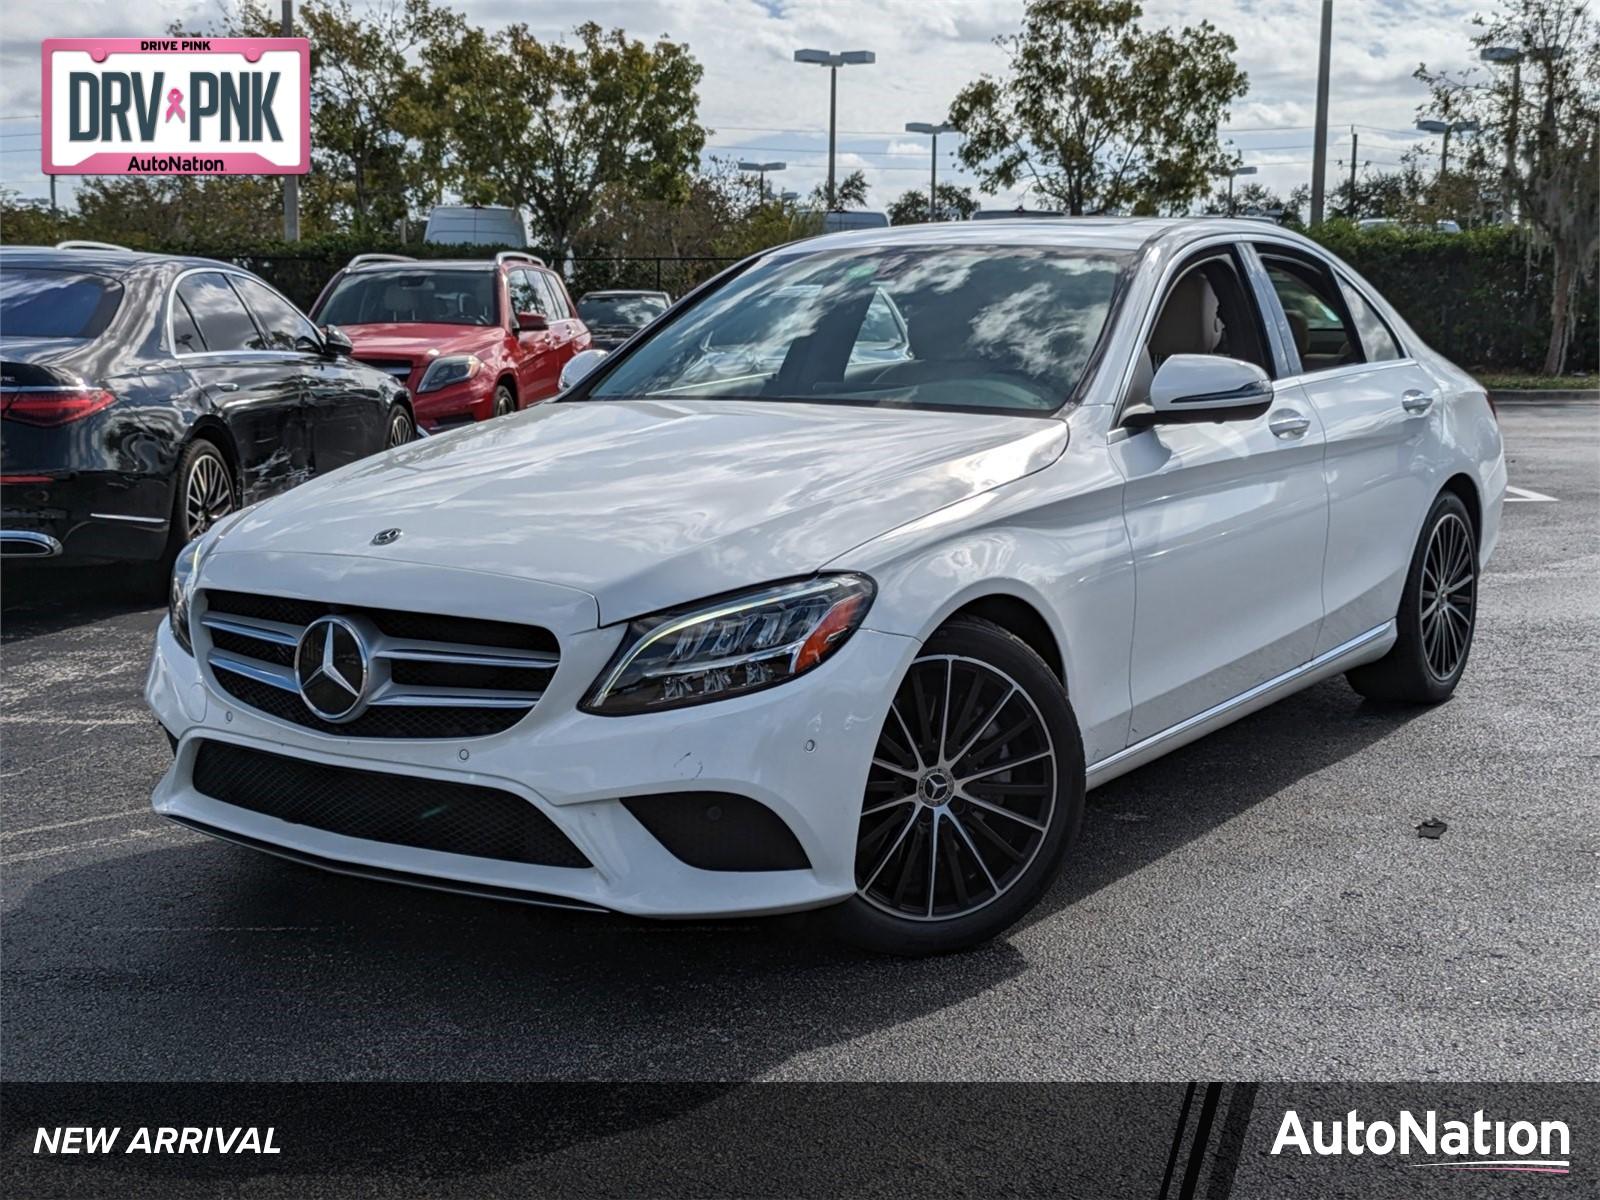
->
3;0;1488;212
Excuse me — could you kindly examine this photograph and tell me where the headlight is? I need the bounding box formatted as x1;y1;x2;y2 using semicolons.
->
581;574;876;715
167;537;207;655
416;354;484;393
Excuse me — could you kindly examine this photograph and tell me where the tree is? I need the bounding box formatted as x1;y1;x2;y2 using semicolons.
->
810;169;870;210
431;21;706;260
1417;0;1599;372
950;0;1247;215
887;184;980;224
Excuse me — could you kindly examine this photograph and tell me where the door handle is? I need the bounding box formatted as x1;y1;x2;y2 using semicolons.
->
1268;409;1311;439
207;381;239;393
1401;389;1435;414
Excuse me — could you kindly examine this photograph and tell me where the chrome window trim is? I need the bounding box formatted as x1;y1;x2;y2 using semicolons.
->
163;266;321;361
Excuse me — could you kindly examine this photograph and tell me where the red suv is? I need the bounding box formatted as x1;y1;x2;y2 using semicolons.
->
309;252;590;431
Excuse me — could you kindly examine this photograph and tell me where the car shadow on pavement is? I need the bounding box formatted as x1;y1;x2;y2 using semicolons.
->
1;564;163;642
2;678;1425;1086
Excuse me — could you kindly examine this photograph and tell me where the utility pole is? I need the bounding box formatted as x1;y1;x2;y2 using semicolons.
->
1348;127;1358;218
281;0;300;242
1309;0;1333;226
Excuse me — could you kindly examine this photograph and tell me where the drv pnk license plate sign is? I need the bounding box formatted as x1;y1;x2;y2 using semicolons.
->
42;38;309;175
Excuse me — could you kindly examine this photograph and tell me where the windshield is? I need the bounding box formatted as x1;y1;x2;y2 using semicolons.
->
0;268;124;340
579;294;668;327
316;269;498;326
587;245;1127;413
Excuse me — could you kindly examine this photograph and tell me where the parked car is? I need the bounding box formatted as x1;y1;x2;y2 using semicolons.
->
821;210;889;232
147;219;1505;956
1;243;412;569
422;204;528;247
576;290;671;350
309;252;590;431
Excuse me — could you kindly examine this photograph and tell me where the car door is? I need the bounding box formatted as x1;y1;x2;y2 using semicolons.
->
170;270;313;502
1252;245;1439;656
1106;245;1330;741
505;269;549;403
532;269;582;398
232;273;387;470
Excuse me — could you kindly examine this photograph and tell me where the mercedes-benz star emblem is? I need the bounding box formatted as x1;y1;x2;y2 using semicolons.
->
294;616;370;722
371;528;402;546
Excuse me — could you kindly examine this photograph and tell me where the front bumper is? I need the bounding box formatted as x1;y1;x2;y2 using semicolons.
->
145;615;917;918
411;375;497;431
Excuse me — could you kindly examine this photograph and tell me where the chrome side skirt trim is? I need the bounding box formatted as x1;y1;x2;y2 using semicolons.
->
0;530;64;558
1086;621;1397;790
90;511;167;526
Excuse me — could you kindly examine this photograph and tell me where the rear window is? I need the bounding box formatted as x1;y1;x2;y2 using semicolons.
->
578;294;668;328
0;269;124;339
315;269;498;326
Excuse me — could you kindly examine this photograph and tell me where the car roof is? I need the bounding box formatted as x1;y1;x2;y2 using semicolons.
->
345;260;518;274
783;217;1324;258
0;245;233;276
580;289;669;298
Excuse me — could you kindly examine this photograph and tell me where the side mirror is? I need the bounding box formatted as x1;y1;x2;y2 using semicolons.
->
516;311;549;333
559;348;608;392
320;325;354;357
1125;354;1272;428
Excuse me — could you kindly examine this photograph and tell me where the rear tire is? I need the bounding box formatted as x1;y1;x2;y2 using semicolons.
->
824;616;1085;956
1347;491;1477;704
139;438;236;597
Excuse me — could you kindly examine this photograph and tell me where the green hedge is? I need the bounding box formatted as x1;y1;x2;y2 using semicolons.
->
1309;222;1597;373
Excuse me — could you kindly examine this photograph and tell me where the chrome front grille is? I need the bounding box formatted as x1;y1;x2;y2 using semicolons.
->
198;590;559;739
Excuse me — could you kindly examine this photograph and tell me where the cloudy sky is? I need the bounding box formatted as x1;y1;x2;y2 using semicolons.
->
2;0;1489;212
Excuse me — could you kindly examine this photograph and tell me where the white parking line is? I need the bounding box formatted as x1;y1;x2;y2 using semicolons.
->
0;825;187;865
1506;485;1559;502
1;807;153;840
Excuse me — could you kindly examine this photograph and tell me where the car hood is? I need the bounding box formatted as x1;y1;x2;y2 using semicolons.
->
338;323;499;359
212;399;1067;624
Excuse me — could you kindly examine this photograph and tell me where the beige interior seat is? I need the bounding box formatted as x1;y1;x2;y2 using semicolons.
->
1128;270;1223;406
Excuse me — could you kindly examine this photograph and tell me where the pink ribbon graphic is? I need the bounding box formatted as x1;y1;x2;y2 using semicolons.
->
164;88;185;123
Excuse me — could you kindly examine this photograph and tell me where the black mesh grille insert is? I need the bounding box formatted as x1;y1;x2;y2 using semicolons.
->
191;739;590;868
622;793;810;871
211;669;527;739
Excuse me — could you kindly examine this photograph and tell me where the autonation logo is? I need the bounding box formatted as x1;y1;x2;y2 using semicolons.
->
1272;1108;1571;1175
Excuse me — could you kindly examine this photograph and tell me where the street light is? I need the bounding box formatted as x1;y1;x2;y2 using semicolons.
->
1480;45;1561;225
1416;118;1479;176
737;160;785;203
794;48;876;209
905;121;957;222
1213;163;1258;215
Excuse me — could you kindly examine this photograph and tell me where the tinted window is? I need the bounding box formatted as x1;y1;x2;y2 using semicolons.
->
175;272;261;354
232;275;320;350
1261;256;1361;373
315;269;498;326
590;246;1128;414
1337;277;1401;362
507;269;542;317
578;293;669;328
0;269;123;339
535;272;570;319
171;294;206;353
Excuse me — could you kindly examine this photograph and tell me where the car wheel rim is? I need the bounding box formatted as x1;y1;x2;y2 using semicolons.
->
184;453;233;538
388;411;412;447
496;392;513;416
856;655;1056;922
1420;511;1475;681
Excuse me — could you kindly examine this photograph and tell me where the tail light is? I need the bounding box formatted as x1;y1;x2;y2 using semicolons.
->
1;388;117;427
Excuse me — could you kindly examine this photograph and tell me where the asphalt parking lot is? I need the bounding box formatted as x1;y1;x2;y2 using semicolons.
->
2;401;1596;1083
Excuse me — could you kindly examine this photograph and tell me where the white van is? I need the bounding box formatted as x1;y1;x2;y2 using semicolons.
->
422;205;529;247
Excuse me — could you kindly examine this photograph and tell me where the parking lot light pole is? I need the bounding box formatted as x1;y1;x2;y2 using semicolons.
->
905;121;956;221
1480;45;1559;225
1214;163;1257;215
794;49;875;209
737;160;786;204
1416;118;1480;178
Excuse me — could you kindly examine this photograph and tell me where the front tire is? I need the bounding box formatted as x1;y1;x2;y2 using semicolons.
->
492;384;516;419
1347;491;1478;704
825;616;1085;956
386;404;415;448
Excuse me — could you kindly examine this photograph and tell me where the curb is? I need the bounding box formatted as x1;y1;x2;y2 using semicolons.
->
1486;388;1598;404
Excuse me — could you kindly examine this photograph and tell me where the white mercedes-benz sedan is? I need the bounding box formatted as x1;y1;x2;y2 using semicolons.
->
146;219;1505;955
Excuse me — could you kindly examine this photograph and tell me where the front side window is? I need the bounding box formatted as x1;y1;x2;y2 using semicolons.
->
0;269;123;340
315;270;499;327
508;270;542;318
231;275;320;351
174;272;261;354
587;245;1128;414
1337;276;1402;362
1260;254;1361;373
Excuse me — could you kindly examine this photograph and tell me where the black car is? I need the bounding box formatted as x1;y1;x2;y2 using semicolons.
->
1;244;415;569
575;289;670;350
